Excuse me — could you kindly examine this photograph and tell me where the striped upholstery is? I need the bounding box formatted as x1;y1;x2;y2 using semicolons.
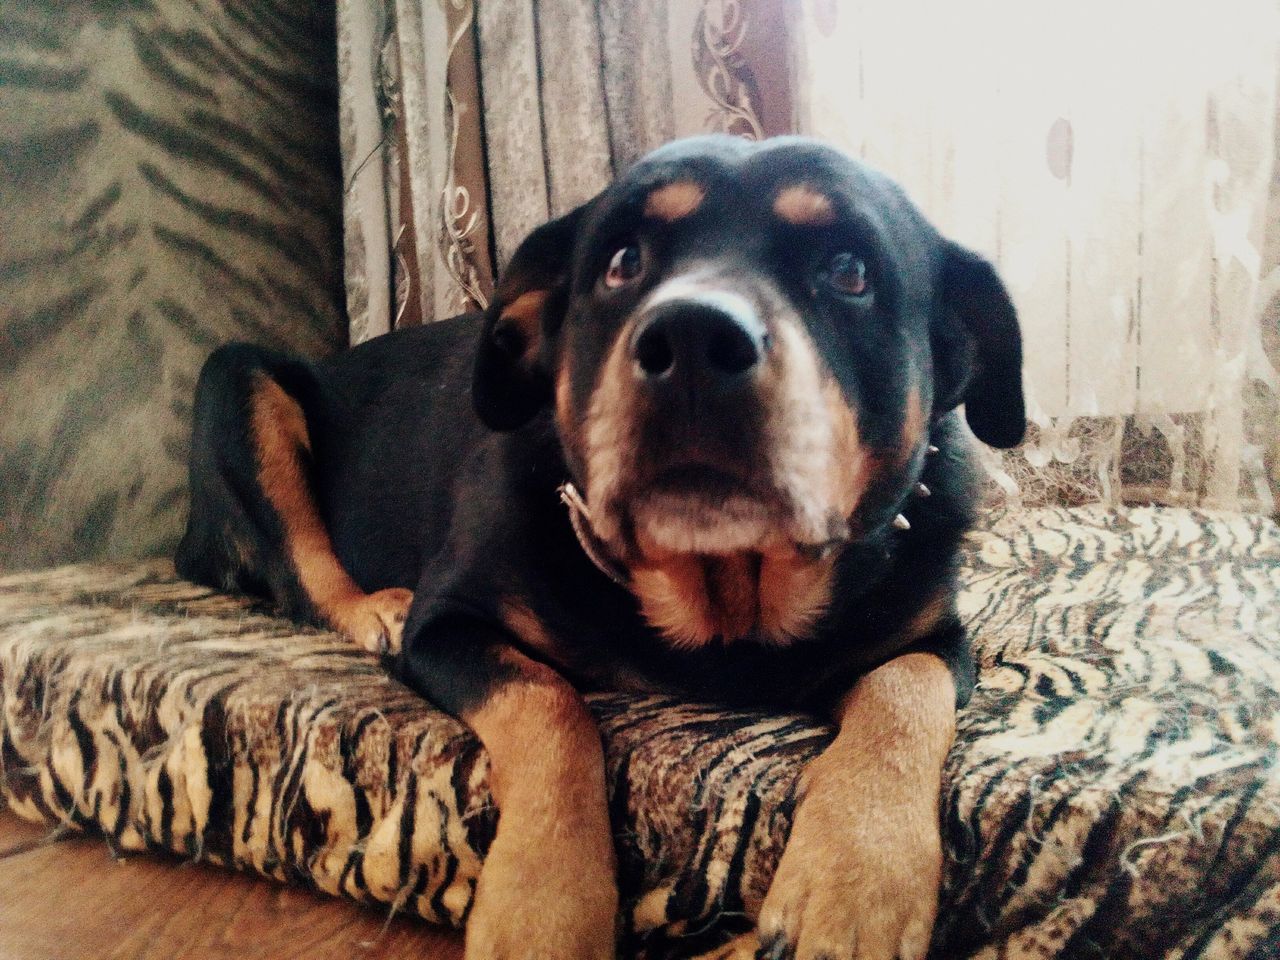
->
2;506;1278;958
0;0;345;569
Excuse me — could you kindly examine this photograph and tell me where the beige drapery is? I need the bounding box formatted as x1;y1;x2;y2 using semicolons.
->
337;0;1279;512
338;0;793;340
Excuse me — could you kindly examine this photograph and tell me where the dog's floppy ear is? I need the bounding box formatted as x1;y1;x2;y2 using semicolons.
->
932;242;1026;448
472;203;591;431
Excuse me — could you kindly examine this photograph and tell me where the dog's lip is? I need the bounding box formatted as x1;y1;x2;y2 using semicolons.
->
640;462;765;501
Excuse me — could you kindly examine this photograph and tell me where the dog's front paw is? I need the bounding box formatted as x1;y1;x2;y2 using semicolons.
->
329;587;413;654
465;812;618;960
754;775;942;960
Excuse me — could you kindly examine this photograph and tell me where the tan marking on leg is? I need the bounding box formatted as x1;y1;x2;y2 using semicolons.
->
901;587;954;644
500;597;555;655
462;651;617;960
250;375;412;653
773;184;836;227
757;653;956;960
644;180;705;222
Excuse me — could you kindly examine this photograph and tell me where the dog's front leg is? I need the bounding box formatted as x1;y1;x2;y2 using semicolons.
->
398;618;617;960
754;650;957;960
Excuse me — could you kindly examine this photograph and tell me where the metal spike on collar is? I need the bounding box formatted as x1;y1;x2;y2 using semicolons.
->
917;482;931;498
892;513;911;531
927;444;940;455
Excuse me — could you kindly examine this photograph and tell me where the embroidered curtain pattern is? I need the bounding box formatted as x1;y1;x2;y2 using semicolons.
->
338;0;792;341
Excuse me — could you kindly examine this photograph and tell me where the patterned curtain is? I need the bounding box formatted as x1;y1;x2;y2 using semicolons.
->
337;0;1279;513
337;0;793;343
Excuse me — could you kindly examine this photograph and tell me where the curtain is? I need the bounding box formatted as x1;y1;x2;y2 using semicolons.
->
797;0;1280;512
337;0;794;340
337;0;1279;513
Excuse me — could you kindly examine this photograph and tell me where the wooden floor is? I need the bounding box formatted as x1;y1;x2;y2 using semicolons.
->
0;809;464;960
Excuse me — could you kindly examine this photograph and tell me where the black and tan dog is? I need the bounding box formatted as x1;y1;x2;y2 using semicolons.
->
177;135;1023;960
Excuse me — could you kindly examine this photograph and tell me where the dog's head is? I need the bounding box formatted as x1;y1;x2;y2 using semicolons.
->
473;136;1023;647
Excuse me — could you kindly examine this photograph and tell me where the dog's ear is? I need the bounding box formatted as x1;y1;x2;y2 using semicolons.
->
472;203;591;431
932;242;1026;448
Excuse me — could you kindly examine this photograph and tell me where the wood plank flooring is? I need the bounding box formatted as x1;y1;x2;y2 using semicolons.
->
0;809;464;960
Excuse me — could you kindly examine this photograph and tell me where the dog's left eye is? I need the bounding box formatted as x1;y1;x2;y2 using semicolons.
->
824;251;869;297
604;245;643;289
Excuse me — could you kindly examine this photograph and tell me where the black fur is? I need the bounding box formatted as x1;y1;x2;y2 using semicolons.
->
178;135;1024;719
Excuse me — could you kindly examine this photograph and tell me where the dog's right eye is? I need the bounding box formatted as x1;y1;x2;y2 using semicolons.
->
604;245;643;289
823;251;870;298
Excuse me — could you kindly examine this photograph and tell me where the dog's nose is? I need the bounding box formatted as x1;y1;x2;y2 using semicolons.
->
631;296;767;385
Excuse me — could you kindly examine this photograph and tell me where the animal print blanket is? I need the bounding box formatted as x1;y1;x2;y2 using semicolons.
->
2;506;1278;959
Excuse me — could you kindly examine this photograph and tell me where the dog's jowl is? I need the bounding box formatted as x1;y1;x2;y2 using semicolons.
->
178;135;1024;960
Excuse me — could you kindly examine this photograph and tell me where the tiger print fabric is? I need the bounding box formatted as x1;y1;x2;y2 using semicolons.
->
2;506;1278;959
0;1;345;569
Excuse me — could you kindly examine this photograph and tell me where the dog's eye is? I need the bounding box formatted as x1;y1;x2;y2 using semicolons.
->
824;251;869;297
604;245;643;289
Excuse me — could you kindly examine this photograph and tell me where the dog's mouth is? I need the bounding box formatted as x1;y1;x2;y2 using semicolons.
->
574;304;870;572
592;456;846;649
623;460;796;559
644;462;757;501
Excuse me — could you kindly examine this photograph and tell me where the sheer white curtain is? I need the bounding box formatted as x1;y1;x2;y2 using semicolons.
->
796;0;1280;510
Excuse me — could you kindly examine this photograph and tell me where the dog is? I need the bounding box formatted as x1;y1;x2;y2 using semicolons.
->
176;134;1024;960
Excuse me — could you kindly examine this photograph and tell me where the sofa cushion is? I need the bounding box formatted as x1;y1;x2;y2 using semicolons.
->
0;2;345;569
2;506;1278;958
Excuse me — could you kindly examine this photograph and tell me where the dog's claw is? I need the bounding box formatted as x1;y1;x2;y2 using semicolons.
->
331;587;415;655
757;933;790;960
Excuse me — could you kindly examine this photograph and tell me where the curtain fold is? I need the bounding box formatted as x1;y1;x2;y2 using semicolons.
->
338;0;794;328
337;0;394;343
598;0;677;171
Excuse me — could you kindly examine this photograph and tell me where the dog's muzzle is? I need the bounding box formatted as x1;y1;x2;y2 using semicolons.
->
624;288;774;498
630;289;768;402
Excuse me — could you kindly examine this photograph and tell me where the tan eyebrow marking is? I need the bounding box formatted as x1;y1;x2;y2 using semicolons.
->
773;184;837;226
644;180;705;222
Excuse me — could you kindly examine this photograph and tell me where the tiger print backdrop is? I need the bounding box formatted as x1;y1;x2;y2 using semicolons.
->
0;1;346;570
4;507;1279;959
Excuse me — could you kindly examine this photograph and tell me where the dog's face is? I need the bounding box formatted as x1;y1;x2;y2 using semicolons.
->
474;136;1023;647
